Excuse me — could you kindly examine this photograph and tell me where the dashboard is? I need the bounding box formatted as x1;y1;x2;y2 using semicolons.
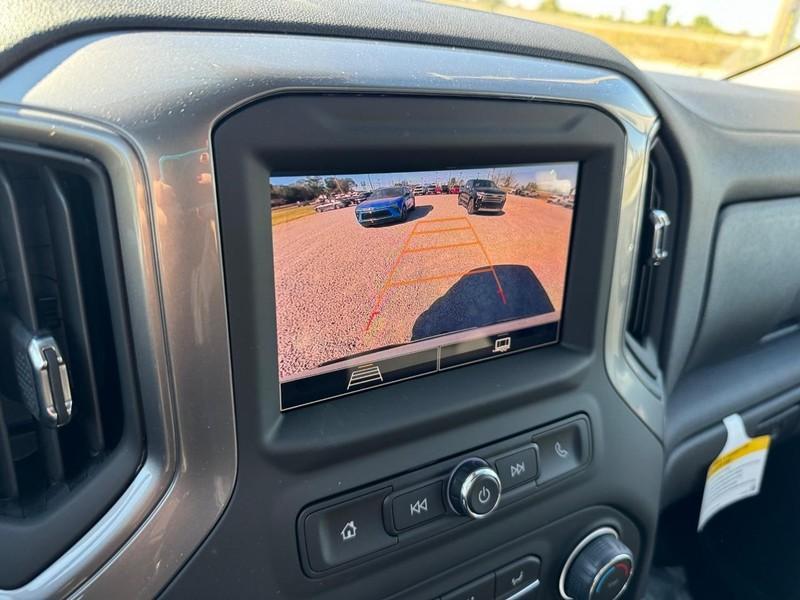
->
1;2;799;600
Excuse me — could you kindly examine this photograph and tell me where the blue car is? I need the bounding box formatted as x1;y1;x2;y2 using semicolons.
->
355;187;415;226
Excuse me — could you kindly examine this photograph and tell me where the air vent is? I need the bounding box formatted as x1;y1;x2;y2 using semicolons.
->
625;139;678;387
0;144;142;588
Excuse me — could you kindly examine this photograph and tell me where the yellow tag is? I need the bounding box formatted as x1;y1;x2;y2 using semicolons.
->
706;435;771;478
698;414;770;531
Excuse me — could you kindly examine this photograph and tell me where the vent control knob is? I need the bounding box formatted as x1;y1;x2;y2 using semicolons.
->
447;458;502;519
561;529;634;600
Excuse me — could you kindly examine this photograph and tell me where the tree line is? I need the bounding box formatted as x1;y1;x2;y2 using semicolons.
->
270;176;357;205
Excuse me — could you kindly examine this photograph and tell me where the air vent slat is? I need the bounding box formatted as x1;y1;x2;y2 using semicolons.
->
36;421;64;485
0;167;39;330
0;399;18;500
42;167;105;454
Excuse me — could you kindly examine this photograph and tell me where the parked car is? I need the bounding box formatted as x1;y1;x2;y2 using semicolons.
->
355;186;415;226
449;184;460;194
411;184;425;195
457;179;507;214
315;198;346;212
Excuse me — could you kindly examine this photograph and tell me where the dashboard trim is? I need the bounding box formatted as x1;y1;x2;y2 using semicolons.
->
0;31;659;597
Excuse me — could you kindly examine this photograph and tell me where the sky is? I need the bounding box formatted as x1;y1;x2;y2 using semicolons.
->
557;0;782;36
271;162;579;190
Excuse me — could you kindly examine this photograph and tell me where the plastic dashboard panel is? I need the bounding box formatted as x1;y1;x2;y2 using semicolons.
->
688;197;800;369
0;30;662;599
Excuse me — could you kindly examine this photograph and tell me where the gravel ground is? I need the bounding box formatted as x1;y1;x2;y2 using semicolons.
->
272;194;573;379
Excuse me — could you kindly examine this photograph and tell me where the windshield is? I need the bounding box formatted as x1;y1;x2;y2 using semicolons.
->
370;187;405;199
431;0;800;80
473;179;497;187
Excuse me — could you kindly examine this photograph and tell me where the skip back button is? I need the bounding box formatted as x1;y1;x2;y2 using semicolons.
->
391;481;446;531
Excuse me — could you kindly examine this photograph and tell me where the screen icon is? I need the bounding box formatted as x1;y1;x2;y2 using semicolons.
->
493;336;511;353
340;520;357;541
347;364;383;390
409;497;428;515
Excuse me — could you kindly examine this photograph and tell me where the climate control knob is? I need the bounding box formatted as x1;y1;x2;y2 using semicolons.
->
447;458;502;519
561;529;634;600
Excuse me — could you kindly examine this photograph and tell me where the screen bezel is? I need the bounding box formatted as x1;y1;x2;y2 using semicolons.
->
213;92;626;415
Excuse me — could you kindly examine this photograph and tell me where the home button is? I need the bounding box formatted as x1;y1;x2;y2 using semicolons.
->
304;489;397;572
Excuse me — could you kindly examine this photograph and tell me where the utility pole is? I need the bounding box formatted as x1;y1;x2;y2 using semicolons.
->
767;0;800;56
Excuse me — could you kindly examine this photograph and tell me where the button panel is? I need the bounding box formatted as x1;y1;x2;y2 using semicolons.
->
298;415;591;576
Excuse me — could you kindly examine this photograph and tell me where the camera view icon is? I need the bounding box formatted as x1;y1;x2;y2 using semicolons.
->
347;364;383;390
493;336;511;354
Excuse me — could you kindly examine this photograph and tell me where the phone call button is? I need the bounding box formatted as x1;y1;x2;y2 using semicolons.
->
533;417;590;483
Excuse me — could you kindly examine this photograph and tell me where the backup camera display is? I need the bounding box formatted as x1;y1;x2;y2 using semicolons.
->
272;163;578;410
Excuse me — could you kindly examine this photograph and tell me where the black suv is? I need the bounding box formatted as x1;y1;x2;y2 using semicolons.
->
458;179;507;214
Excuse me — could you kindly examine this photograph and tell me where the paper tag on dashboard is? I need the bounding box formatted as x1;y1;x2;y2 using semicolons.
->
697;414;770;531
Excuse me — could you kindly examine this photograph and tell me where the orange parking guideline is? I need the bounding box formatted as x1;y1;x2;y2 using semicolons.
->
412;226;471;235
403;241;479;254
364;215;507;334
364;221;420;331
417;216;471;224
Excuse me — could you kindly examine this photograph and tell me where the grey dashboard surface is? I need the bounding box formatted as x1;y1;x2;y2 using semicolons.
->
652;72;800;133
0;0;636;77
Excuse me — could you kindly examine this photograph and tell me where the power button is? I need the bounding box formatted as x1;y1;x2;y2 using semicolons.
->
447;458;503;520
467;475;501;516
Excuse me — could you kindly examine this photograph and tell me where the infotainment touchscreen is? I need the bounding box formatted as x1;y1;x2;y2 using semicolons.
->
272;163;579;410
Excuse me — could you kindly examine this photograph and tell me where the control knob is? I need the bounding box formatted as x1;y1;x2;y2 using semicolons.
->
560;529;634;600
447;458;502;519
